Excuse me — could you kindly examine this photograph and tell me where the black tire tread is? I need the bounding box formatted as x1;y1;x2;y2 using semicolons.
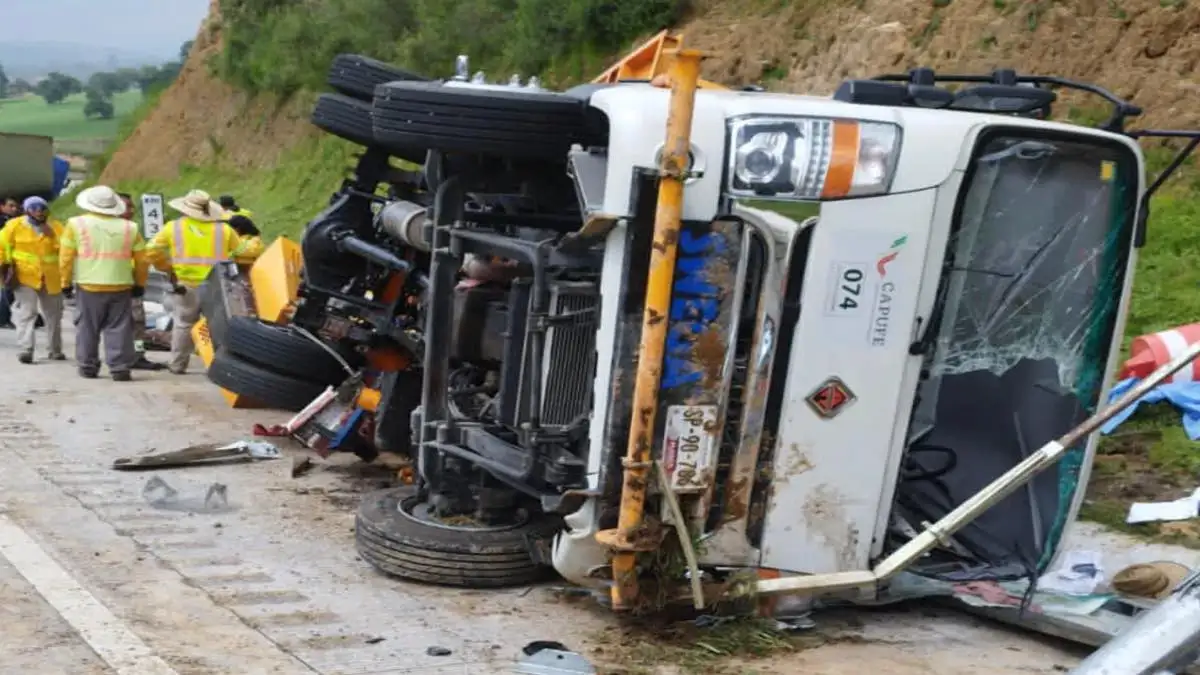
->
371;81;602;160
224;315;356;386
206;348;328;411
328;53;429;101
311;93;376;147
355;486;557;588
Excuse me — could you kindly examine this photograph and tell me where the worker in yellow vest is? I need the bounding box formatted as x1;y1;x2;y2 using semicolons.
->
218;195;253;220
0;196;65;364
227;214;264;266
59;186;149;381
148;189;243;375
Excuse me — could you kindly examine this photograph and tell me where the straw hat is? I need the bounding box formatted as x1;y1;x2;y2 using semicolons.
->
74;185;127;217
168;189;226;222
1111;561;1194;599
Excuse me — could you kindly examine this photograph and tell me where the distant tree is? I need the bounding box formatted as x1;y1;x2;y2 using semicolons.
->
0;63;8;99
113;67;140;91
135;64;162;92
179;40;195;62
87;71;123;97
83;89;114;119
35;72;82;105
136;62;183;93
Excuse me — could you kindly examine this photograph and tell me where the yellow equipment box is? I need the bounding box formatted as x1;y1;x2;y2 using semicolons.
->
250;236;303;323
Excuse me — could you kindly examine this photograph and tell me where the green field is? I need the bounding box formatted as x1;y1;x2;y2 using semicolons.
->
0;90;143;143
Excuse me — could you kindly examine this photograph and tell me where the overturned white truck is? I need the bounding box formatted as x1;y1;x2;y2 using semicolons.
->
287;47;1200;669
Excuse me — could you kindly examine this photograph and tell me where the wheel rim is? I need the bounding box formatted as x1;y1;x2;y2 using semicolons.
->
399;497;529;533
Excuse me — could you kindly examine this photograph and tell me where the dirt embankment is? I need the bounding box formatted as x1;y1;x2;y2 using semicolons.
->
99;0;316;184
684;0;1200;129
106;0;1200;186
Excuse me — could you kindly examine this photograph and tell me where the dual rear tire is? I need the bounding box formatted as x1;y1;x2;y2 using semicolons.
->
313;53;606;161
204;316;360;412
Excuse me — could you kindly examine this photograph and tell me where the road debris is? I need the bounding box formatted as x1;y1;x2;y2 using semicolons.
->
1039;550;1106;596
425;646;452;657
515;641;595;674
142;476;233;513
1111;561;1194;600
292;456;315;478
1126;487;1200;524
112;441;281;471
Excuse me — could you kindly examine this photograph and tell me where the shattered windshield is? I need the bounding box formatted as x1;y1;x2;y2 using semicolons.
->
899;131;1138;577
924;134;1137;403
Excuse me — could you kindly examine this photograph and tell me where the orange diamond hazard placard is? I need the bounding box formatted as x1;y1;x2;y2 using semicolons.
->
806;377;855;419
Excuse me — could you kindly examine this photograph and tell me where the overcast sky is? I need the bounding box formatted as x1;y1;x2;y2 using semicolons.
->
1;0;210;56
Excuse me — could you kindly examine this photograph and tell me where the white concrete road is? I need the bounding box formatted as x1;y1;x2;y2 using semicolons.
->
0;323;1174;674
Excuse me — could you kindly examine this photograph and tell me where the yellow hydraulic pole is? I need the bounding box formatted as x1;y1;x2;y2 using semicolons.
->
596;48;704;611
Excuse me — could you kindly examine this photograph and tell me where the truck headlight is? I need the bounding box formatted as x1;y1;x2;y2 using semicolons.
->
726;117;901;200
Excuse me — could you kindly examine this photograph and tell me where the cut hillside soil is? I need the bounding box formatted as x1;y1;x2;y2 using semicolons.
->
683;0;1200;130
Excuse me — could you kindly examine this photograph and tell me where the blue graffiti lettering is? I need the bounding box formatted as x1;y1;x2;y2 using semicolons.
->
675;257;720;297
670;296;720;323
662;229;728;391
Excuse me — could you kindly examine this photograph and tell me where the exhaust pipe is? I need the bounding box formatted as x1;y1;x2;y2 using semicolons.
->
377;200;432;252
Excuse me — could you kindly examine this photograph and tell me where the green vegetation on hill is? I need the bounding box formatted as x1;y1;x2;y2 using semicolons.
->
216;0;690;94
0;90;143;142
107;132;360;240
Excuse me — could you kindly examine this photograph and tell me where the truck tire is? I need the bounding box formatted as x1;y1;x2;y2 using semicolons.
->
224;316;358;386
356;486;557;588
372;81;604;160
311;93;377;147
328;54;429;102
206;348;328;412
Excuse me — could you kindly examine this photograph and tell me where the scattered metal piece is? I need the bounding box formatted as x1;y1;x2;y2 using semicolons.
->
773;613;817;631
364;636;385;645
113;441;281;471
426;646;452;657
514;642;595;674
142;477;233;514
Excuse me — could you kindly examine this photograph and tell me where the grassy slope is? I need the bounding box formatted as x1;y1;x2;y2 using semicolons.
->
106;132;360;240
1080;168;1200;542
0;90;143;141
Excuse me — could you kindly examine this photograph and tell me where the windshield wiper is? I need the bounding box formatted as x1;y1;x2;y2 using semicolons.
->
978;140;1057;163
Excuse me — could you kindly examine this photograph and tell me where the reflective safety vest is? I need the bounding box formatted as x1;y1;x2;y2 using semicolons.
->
164;217;236;286
0;215;64;293
67;214;141;286
234;235;264;265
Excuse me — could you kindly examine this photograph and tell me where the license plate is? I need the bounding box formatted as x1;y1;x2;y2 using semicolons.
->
662;405;719;493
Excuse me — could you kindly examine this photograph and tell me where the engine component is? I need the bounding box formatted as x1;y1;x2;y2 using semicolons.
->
450;284;509;364
539;282;599;426
493;280;598;429
377;200;431;252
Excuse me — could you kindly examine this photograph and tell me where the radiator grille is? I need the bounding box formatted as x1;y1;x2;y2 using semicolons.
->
540;282;599;426
705;234;766;532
